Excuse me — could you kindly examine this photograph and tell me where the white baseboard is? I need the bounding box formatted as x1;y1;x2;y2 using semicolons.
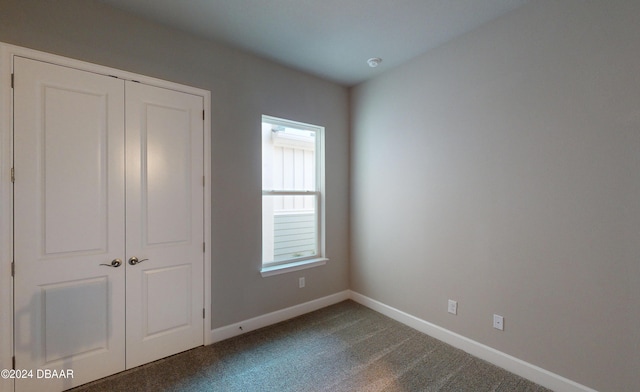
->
349;291;598;392
210;290;350;343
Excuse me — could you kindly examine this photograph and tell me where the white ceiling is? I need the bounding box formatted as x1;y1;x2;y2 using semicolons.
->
99;0;529;86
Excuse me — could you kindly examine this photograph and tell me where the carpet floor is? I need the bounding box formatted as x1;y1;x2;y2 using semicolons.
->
69;300;552;392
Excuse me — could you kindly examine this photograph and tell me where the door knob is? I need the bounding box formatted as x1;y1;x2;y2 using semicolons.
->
99;259;122;267
128;256;149;265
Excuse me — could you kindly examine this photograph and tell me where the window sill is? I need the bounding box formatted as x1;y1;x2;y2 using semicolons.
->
260;257;328;277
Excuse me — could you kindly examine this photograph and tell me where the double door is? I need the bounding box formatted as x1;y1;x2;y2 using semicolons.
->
13;57;205;391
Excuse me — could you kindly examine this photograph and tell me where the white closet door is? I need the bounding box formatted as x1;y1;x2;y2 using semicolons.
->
13;57;126;391
124;81;204;368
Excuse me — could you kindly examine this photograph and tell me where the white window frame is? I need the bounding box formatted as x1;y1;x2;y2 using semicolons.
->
260;115;327;277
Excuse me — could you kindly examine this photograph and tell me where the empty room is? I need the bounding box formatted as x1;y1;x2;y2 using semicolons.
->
0;1;637;391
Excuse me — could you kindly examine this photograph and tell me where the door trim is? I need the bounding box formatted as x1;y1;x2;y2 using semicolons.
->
0;42;212;391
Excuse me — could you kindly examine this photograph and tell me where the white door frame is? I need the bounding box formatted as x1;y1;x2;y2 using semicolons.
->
0;42;213;392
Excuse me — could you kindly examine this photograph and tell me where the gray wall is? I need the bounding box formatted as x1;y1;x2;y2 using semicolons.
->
0;0;350;328
351;1;639;391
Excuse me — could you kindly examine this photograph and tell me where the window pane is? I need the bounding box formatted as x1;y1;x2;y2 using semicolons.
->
262;122;316;191
262;195;317;264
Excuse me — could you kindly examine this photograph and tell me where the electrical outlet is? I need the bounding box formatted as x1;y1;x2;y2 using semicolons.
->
299;277;305;288
447;300;458;315
493;314;504;331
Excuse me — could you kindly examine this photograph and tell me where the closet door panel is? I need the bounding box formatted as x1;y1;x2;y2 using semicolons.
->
145;103;191;244
13;57;126;392
125;81;204;368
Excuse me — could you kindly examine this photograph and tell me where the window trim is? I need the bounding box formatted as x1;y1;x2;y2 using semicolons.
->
260;257;328;277
260;115;327;275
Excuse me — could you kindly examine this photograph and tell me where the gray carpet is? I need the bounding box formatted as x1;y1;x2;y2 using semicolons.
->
70;300;552;392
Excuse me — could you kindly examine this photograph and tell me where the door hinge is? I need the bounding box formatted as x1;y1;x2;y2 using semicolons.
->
203;242;205;253
202;110;205;121
11;73;14;89
11;261;14;277
12;356;15;370
202;176;205;187
202;308;205;319
11;167;15;183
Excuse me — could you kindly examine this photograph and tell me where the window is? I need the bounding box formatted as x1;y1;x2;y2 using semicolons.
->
261;115;326;274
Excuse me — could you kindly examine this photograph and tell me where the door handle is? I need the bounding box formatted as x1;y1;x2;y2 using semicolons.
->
128;256;149;266
99;259;122;268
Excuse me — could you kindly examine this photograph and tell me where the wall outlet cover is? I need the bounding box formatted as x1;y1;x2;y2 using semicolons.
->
493;314;504;330
448;300;458;315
